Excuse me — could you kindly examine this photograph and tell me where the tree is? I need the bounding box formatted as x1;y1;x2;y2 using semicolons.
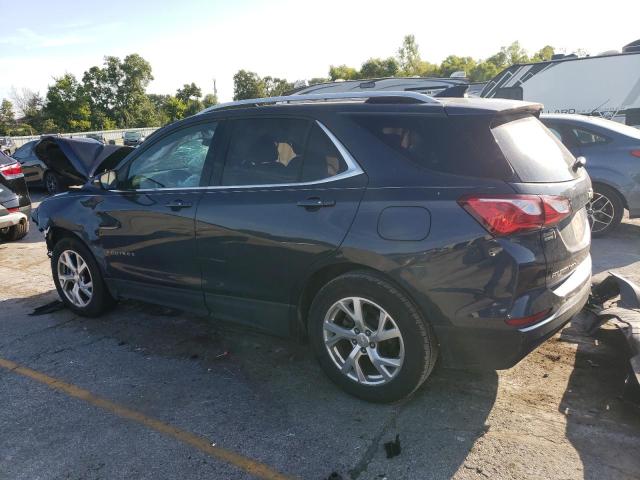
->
469;61;501;82
44;73;91;132
532;45;555;62
202;93;218;108
397;34;422;76
233;70;266;100
163;96;187;123
82;54;154;129
439;55;477;78
360;57;400;78
328;65;359;81
176;82;202;103
0;99;15;135
263;76;293;97
10;88;45;132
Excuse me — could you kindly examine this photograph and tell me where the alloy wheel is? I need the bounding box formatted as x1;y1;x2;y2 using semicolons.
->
57;250;93;307
323;297;404;386
587;191;615;234
46;173;58;195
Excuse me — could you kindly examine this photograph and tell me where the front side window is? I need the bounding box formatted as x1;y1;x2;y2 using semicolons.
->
124;122;216;189
221;118;309;186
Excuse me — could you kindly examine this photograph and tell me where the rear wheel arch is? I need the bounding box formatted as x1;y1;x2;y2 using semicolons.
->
296;262;436;338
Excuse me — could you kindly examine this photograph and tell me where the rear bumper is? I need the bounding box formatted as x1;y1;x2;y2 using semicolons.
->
438;255;592;369
0;211;28;229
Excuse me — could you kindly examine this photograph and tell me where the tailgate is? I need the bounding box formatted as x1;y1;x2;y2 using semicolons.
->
492;115;592;285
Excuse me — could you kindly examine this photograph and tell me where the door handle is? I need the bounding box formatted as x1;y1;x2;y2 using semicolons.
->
165;200;193;210
296;197;336;209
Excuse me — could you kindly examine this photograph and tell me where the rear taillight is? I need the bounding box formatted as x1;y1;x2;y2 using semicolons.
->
631;150;640;158
0;162;24;180
458;194;571;236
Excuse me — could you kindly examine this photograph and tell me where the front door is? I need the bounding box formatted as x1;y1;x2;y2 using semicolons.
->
195;117;367;334
95;120;219;313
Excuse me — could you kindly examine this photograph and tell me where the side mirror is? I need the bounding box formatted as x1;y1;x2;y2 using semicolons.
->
96;170;118;190
572;156;587;171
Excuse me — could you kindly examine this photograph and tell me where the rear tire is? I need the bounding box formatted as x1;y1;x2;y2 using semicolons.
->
0;221;29;241
309;271;438;403
588;184;624;237
51;237;115;316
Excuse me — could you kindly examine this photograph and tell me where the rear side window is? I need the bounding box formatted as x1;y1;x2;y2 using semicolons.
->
301;125;348;182
350;114;514;180
222;118;309;186
492;116;577;182
571;127;608;145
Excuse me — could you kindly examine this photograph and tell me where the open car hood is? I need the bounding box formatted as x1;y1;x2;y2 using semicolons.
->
35;136;134;183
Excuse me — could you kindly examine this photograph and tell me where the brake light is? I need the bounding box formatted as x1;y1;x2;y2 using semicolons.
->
0;162;23;180
458;194;571;236
631;150;640;158
505;308;551;327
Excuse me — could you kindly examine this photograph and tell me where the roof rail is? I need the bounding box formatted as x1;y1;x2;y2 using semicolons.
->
199;91;439;114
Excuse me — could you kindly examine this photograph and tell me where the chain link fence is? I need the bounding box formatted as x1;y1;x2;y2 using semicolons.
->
10;127;160;148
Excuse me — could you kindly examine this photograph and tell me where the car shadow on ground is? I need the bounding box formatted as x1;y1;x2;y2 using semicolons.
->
1;290;499;479
559;319;640;479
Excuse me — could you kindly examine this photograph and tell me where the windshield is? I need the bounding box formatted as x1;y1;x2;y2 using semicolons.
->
124;132;141;139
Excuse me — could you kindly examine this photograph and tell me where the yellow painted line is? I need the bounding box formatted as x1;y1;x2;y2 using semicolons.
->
0;357;293;480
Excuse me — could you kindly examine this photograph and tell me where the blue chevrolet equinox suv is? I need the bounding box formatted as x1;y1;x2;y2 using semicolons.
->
33;92;592;402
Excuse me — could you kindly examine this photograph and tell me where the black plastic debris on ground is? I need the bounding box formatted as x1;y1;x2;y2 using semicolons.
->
326;472;343;480
384;434;401;459
29;300;65;316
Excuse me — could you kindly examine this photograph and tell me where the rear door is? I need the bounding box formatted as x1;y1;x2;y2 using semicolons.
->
195;116;366;334
492;115;592;285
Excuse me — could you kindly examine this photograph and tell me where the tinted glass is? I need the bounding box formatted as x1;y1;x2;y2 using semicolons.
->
125;122;216;189
301;125;348;182
222;118;309;186
492;116;577;182
351;114;514;180
571;128;608;145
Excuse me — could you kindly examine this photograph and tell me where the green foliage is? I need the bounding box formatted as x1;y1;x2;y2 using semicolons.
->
44;74;91;132
0;99;15;135
439;55;477;78
328;65;359;81
360;57;400;78
202;93;218;108
532;45;555;62
397;34;422;76
176;82;202;103
4;39;564;136
233;70;266;100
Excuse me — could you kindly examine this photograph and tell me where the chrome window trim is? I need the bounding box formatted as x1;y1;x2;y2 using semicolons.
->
111;120;364;193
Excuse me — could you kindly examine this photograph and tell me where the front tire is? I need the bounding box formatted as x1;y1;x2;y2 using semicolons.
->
309;271;438;403
51;237;115;316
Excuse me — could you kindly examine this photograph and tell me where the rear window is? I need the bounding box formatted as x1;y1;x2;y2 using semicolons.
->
492;116;577;182
350;114;515;180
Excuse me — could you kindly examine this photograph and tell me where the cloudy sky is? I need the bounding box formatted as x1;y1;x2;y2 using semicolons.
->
1;0;638;104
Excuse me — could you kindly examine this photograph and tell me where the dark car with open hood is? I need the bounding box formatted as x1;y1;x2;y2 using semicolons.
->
0;150;31;241
33;92;592;402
